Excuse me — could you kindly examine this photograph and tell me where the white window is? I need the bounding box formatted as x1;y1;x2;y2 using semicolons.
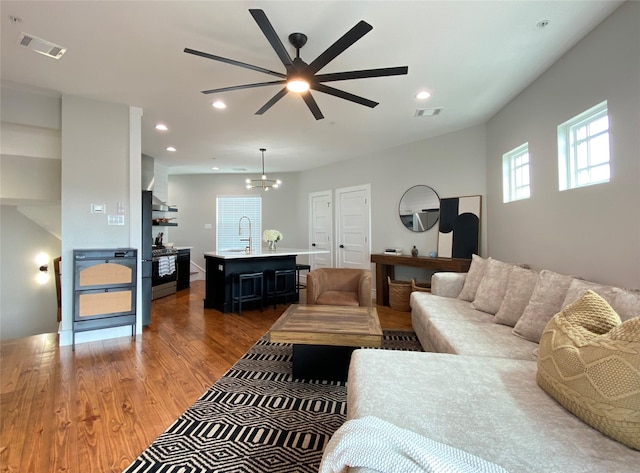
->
216;196;262;252
558;101;610;191
502;143;530;203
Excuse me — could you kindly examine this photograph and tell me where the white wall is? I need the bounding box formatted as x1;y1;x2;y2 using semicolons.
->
0;85;62;340
297;125;487;282
486;1;639;288
0;206;61;339
168;172;302;271
59;95;141;346
168;125;487;284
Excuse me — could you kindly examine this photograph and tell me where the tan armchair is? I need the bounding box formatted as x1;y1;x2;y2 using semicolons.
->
306;268;372;307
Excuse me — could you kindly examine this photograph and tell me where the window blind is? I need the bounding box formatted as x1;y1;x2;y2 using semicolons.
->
216;196;262;252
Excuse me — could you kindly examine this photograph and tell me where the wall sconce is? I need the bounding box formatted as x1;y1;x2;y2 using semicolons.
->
35;252;49;284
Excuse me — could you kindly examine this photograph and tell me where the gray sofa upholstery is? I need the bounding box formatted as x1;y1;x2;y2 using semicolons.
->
341;264;640;472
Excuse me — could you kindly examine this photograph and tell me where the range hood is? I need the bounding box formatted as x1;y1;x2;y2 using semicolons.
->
142;154;177;212
152;195;175;212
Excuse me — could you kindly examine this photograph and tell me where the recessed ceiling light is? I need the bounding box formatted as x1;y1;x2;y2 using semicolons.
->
212;101;227;109
212;166;219;171
155;123;168;131
416;91;431;100
166;146;176;152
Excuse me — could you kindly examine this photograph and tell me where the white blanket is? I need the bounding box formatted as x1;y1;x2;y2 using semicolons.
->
319;416;510;473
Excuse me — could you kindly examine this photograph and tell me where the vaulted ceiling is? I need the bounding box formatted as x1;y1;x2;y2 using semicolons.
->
0;1;623;175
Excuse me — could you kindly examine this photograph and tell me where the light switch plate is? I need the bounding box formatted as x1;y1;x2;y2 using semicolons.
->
91;203;105;214
107;215;125;225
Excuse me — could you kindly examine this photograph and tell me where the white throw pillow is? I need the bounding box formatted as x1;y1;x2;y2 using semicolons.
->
513;270;574;343
564;279;640;322
456;254;486;302
472;258;514;314
494;267;539;327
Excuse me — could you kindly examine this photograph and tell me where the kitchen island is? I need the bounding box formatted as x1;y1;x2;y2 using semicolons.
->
203;248;328;313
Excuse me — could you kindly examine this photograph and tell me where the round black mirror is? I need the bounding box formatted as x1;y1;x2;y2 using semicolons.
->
398;185;440;232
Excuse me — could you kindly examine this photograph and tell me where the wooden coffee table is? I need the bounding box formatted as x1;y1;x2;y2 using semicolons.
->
269;304;383;381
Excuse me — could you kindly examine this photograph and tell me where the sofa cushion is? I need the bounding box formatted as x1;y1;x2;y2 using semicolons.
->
420;316;539;361
472;258;514;314
494;266;539;327
411;292;495;323
347;350;640;473
513;269;574;343
563;279;640;322
457;254;487;301
316;290;359;306
537;290;640;450
411;293;538;360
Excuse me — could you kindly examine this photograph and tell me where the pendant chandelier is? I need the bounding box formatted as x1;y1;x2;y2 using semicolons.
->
245;148;282;191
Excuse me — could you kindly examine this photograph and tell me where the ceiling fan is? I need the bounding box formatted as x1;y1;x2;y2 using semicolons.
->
184;9;408;120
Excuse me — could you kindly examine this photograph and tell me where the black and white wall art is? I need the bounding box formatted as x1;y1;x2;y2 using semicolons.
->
437;195;481;259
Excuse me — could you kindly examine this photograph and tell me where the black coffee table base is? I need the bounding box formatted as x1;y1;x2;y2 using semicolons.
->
292;344;356;382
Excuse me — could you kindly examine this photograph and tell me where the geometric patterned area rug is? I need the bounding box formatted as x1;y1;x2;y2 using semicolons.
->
123;330;422;473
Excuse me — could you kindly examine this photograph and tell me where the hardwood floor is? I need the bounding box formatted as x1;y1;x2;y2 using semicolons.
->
0;280;412;473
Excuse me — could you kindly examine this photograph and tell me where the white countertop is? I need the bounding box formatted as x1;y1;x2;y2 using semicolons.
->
204;247;329;259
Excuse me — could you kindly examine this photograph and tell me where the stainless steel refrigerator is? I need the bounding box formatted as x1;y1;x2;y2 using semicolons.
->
141;190;153;326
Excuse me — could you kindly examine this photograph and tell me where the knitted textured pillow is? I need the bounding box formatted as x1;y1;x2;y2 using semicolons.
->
536;290;640;450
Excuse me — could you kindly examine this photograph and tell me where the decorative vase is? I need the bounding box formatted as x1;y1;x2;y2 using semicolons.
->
268;240;277;250
429;251;438;258
411;246;419;257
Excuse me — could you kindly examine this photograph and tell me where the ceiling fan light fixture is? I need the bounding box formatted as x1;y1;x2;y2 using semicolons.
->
286;79;310;93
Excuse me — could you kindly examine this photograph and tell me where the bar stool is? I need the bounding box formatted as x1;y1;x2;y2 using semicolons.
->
296;263;311;293
232;272;263;314
265;269;297;309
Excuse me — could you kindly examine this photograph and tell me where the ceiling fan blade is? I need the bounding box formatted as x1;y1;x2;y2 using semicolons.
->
301;92;325;120
249;9;294;70
315;66;408;83
184;48;286;78
307;20;373;74
312;83;378;108
255;87;289;115
201;80;287;95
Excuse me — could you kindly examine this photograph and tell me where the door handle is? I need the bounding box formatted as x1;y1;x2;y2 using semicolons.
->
312;243;316;247
339;244;345;248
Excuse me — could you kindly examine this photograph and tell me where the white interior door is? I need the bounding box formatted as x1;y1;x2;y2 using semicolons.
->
308;190;333;269
336;184;370;269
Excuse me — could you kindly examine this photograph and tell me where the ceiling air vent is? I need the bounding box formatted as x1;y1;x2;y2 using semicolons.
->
17;32;67;59
414;108;443;118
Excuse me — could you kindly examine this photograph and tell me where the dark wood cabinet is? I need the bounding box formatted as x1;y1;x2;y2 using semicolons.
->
370;253;471;306
176;248;191;291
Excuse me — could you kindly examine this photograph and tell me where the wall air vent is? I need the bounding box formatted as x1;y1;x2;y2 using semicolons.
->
17;32;67;59
414;108;443;117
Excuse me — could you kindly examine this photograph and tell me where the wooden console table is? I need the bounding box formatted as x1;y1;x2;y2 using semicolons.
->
371;253;471;306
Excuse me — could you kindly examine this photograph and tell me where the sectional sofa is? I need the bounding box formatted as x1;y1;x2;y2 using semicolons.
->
323;255;640;472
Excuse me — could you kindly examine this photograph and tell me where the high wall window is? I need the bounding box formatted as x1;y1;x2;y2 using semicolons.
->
502;143;530;203
558;101;610;191
216;196;262;251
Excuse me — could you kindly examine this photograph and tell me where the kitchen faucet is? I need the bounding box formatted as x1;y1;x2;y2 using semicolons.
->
238;216;252;254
